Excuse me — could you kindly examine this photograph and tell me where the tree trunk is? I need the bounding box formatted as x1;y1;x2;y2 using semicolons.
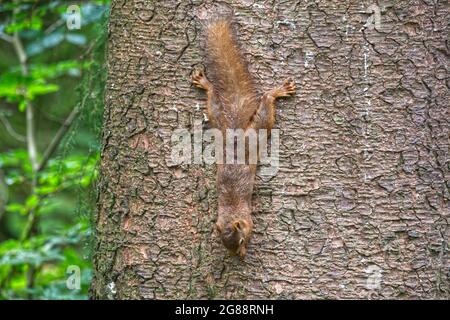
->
91;0;449;299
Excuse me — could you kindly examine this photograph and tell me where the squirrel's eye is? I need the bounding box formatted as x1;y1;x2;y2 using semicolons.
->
239;238;244;246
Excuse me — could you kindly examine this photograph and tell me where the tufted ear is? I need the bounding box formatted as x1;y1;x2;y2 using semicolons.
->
215;223;223;233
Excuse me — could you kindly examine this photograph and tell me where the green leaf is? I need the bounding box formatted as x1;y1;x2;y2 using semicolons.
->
4;15;43;33
25;194;39;211
0;239;21;256
18;99;27;112
5;203;25;214
29;61;84;80
0;149;28;168
0;72;23;101
80;175;92;187
4;170;25;186
0;248;64;267
26;82;59;99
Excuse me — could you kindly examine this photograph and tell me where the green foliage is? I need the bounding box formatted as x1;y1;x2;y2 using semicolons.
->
0;221;92;299
0;61;89;110
0;0;109;299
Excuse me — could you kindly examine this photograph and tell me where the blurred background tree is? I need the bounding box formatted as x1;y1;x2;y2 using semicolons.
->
0;0;109;299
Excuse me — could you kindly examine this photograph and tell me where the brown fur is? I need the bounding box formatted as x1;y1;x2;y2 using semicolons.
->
191;18;296;258
205;19;258;130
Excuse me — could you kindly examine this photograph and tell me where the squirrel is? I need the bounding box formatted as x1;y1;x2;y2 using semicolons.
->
191;17;296;258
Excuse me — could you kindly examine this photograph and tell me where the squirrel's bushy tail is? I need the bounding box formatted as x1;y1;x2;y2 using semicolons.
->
205;19;257;129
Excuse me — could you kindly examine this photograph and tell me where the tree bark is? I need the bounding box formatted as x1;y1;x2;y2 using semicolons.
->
91;0;449;299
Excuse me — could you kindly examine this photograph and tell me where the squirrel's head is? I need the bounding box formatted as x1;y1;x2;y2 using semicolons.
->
216;218;253;258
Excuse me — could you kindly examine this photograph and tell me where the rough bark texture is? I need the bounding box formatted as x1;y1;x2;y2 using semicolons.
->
91;0;449;299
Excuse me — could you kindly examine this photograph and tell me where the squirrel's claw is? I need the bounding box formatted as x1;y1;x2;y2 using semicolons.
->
280;78;296;96
191;69;211;90
267;78;296;99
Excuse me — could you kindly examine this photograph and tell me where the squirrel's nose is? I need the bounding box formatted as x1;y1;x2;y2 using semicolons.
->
237;246;247;258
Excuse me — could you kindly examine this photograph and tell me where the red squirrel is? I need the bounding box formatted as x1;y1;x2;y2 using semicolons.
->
192;18;296;258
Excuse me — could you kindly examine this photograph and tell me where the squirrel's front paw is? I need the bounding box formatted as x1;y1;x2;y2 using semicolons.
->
269;78;296;98
279;78;296;97
191;69;211;90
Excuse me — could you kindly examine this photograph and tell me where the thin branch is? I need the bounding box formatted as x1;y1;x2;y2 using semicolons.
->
12;32;39;172
25;104;38;172
12;32;27;73
37;78;91;172
44;18;64;35
0;32;13;43
37;104;81;172
0;114;26;142
12;29;40;295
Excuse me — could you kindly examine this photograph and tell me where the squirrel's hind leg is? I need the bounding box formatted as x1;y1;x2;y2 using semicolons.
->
191;69;212;91
249;78;296;130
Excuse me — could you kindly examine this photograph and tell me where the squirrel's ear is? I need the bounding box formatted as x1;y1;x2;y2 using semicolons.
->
215;223;223;233
232;220;245;231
